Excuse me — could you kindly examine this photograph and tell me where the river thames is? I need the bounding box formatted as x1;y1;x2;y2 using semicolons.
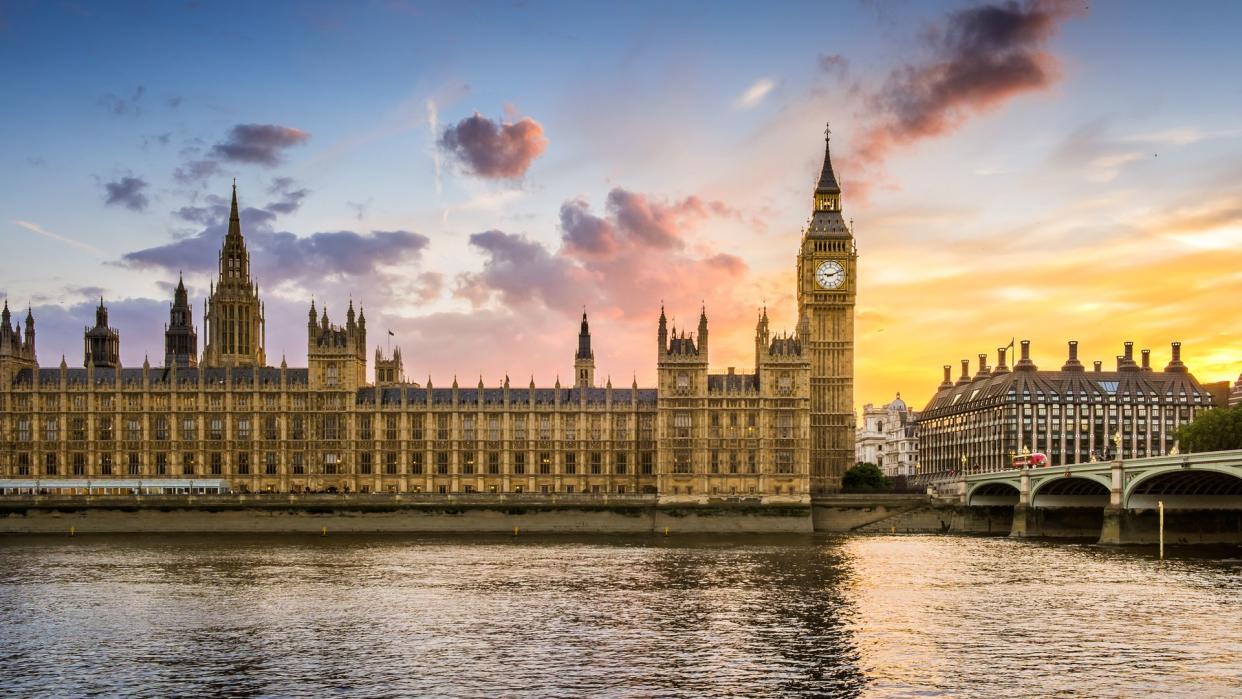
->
1;534;1239;697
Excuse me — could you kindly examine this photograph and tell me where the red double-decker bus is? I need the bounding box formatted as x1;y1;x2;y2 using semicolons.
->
1010;452;1049;469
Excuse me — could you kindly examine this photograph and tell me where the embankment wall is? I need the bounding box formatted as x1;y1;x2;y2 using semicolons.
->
0;495;813;534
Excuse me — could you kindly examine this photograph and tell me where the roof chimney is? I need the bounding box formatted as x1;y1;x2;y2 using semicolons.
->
1094;360;1103;372
1014;340;1037;371
993;347;1010;375
1061;341;1084;371
1141;349;1151;371
1165;341;1187;373
1119;341;1138;371
939;364;954;390
956;359;972;386
974;353;991;380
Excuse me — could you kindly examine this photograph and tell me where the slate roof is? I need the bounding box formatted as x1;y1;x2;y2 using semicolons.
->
919;367;1215;419
11;366;309;387
10;365;660;408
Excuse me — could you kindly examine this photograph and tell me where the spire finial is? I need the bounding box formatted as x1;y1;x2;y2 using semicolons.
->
816;122;841;194
825;121;831;141
226;180;243;239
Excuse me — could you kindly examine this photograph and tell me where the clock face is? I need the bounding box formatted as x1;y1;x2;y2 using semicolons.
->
816;260;845;289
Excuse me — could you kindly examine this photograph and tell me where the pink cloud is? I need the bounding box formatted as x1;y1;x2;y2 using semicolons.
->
853;0;1081;167
438;112;548;179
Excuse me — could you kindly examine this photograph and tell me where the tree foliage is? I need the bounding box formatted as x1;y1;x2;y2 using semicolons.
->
842;462;891;493
1174;406;1242;453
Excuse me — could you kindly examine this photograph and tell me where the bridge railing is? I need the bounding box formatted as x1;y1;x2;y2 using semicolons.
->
960;448;1242;482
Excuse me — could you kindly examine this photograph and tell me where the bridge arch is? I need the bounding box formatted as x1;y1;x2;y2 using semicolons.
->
1030;476;1110;508
967;481;1020;507
1124;466;1242;510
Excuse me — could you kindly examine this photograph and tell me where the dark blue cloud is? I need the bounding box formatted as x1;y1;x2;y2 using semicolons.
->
103;176;149;211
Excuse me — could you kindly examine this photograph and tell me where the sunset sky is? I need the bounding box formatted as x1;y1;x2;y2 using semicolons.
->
2;0;1241;412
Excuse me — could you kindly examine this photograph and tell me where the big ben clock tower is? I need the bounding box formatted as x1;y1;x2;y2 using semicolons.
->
797;124;856;493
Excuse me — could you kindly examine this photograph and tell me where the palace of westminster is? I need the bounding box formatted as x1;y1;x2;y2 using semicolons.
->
0;133;860;498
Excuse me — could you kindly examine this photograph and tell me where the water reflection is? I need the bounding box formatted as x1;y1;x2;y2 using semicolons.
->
0;534;1238;697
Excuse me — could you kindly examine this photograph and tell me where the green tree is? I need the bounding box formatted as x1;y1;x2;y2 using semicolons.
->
1175;406;1242;453
842;462;891;493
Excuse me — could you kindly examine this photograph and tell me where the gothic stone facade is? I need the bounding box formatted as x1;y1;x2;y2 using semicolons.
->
917;340;1219;476
0;137;852;498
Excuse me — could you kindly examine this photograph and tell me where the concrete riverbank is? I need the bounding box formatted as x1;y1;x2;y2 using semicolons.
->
0;493;814;534
7;493;1230;541
811;494;1014;535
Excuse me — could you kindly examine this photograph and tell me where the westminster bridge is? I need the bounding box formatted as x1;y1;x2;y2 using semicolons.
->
958;450;1242;544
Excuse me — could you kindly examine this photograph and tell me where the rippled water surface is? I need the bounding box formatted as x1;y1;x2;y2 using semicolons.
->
1;533;1240;697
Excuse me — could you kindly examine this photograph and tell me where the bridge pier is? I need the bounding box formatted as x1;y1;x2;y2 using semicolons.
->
1010;504;1104;539
1100;506;1242;545
1098;506;1135;544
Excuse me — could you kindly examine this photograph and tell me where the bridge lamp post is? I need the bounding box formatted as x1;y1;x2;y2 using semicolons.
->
960;454;968;476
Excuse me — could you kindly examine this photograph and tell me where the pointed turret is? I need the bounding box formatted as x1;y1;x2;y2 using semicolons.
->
23;306;35;359
697;305;709;359
657;303;668;358
84;297;120;368
164;273;198;368
575;309;595;388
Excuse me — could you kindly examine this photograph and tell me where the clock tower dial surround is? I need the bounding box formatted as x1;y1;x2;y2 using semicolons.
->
796;125;857;493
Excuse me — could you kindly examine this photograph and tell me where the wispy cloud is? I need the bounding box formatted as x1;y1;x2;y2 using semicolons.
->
733;78;776;110
427;98;442;196
12;220;104;256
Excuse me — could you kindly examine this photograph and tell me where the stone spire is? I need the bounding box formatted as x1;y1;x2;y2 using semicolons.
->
697;304;709;359
23;306;35;359
657;303;668;358
575;309;595;388
807;121;850;238
227;179;243;241
203;182;265;367
816;122;841;195
164;271;198;368
576;309;593;361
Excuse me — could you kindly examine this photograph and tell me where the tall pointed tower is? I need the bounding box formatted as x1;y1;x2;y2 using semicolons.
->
202;183;266;368
796;124;856;493
575;310;595;388
164;273;198;368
